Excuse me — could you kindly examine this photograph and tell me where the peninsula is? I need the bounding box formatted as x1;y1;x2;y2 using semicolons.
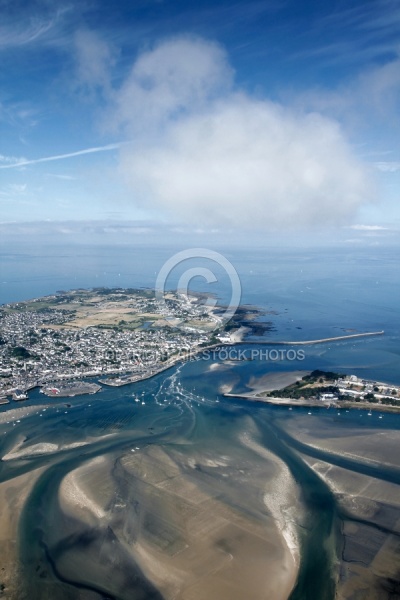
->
0;288;394;409
0;287;246;400
226;370;400;412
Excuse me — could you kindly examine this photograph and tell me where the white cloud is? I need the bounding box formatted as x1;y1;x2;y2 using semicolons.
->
0;18;54;48
0;143;123;169
357;56;400;116
73;30;116;95
0;5;70;50
0;153;27;164
112;37;376;230
291;54;400;132
8;183;27;193
375;161;400;172
349;224;388;231
0;183;27;196
47;173;77;180
109;36;233;135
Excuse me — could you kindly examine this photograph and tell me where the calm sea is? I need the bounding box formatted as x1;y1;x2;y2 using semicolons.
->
1;243;399;383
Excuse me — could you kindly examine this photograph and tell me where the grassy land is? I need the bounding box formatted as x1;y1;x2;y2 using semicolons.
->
262;370;343;400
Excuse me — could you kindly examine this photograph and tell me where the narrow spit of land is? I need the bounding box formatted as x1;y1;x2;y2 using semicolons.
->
225;367;400;413
242;330;384;345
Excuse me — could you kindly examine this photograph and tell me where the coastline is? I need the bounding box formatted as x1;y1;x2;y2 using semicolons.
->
2;339;399;415
224;392;400;413
0;325;396;414
0;335;398;598
99;326;252;387
99;340;226;387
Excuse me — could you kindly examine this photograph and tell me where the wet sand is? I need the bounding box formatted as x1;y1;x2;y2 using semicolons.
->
273;411;400;600
281;415;400;469
246;370;310;394
1;361;399;600
0;467;46;599
51;425;299;600
0;405;49;425
301;454;400;600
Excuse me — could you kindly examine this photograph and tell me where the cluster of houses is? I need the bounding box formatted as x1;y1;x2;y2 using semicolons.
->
0;290;221;399
320;374;399;404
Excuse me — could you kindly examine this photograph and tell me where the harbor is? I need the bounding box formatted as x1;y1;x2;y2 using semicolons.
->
40;381;101;397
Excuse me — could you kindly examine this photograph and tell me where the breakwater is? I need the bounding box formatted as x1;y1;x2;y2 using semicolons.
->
243;330;384;346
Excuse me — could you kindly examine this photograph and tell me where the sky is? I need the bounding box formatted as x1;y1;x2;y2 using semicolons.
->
1;0;400;242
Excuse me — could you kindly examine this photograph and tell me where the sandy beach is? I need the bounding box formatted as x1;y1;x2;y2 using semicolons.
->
246;370;310;393
223;370;313;403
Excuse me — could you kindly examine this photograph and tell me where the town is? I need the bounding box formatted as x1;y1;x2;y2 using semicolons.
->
0;287;231;402
1;288;398;411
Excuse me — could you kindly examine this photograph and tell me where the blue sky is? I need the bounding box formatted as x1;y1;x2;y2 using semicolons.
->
1;0;400;237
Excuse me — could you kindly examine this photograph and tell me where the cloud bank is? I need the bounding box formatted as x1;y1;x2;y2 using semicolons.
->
108;37;376;229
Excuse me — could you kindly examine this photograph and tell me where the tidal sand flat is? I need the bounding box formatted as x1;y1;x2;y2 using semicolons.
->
48;427;299;600
0;405;49;425
300;455;400;600
121;443;297;600
279;414;400;468
246;371;310;394
271;410;400;600
2;439;91;461
0;467;46;599
0;358;399;599
3;390;303;600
